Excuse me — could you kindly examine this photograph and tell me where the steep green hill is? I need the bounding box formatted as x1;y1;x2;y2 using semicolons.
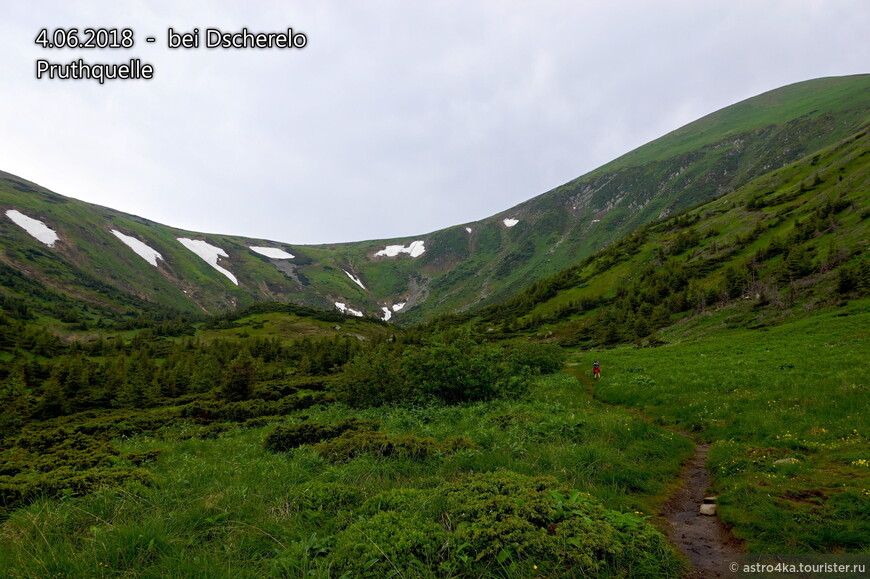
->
2;75;869;328
454;122;870;347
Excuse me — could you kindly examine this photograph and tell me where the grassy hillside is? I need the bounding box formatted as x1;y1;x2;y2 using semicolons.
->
3;76;870;327
595;75;870;170
457;123;870;346
410;75;870;322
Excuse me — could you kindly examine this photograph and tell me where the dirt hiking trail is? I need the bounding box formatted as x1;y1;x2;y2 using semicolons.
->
664;441;744;577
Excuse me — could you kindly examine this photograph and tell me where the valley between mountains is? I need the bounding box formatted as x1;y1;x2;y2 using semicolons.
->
1;75;868;577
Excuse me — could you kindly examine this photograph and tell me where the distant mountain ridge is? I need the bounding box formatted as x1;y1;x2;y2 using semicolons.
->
1;75;869;325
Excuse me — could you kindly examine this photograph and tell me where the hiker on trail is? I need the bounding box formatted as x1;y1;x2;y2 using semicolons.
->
593;360;601;380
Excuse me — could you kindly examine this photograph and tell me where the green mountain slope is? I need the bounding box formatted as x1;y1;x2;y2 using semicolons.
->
2;75;869;327
456;122;870;345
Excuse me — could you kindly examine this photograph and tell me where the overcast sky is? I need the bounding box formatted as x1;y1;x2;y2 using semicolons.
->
1;1;867;244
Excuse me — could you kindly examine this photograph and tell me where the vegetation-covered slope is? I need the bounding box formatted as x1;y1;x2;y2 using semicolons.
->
454;122;870;346
2;79;869;576
3;75;869;327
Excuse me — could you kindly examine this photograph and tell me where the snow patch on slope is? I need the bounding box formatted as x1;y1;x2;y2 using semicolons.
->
111;229;163;266
335;302;363;317
375;240;425;258
503;218;519;227
465;227;472;233
177;238;238;285
250;246;295;259
379;301;407;321
5;210;59;247
344;270;366;290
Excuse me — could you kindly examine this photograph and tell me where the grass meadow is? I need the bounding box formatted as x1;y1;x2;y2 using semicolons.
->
588;300;870;553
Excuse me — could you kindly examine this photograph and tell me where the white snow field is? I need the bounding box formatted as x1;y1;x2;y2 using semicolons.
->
111;229;163;266
249;246;295;259
344;270;366;290
465;227;472;233
5;209;59;246
177;238;238;285
392;302;406;312
503;218;519;227
334;302;363;317
374;240;425;258
381;307;392;321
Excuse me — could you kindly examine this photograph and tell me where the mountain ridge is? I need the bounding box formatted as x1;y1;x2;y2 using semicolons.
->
2;75;869;326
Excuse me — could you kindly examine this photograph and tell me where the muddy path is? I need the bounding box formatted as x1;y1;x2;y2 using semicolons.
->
564;367;743;577
663;442;743;577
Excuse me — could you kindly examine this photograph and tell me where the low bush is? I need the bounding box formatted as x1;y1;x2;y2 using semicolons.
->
436;471;681;576
320;471;682;577
505;342;567;375
1;425;159;514
263;418;380;453
0;466;153;509
336;333;532;407
179;391;335;423
328;510;449;577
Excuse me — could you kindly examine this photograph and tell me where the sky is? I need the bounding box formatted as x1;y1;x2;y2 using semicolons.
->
1;1;868;245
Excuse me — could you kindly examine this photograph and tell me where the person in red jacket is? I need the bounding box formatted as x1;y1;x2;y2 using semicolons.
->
593;360;601;379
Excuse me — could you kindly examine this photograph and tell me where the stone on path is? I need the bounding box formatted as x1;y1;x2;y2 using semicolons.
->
700;503;717;516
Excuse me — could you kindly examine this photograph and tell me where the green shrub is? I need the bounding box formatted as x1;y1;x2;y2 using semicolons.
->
333;343;409;407
327;510;448;577
403;335;529;405
218;351;257;401
505;342;567;374
179;391;335;424
335;333;532;407
278;391;336;412
178;400;222;421
436;471;681;576
0;466;153;513
263;418;379;453
1;423;160;514
120;449;162;466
